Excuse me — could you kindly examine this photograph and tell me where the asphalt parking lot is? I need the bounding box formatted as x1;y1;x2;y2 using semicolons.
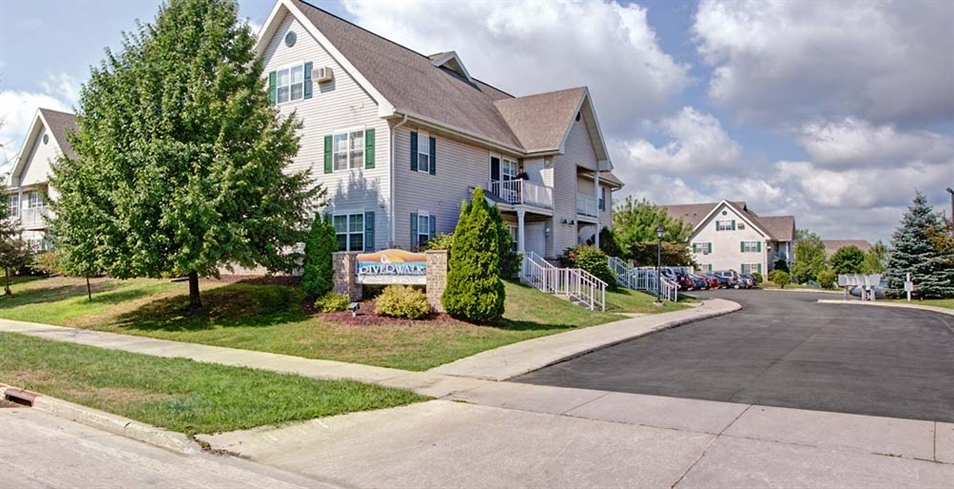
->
515;290;954;422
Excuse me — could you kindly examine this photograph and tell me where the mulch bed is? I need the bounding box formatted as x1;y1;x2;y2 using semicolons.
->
311;297;471;328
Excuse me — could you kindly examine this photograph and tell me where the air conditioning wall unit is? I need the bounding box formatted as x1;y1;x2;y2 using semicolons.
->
738;223;745;229
313;66;334;83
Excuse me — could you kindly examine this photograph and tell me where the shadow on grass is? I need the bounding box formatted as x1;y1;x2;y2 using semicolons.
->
114;283;309;332
0;281;123;309
491;318;578;332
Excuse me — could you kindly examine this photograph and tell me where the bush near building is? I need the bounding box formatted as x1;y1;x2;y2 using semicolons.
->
302;214;337;297
375;285;431;319
560;245;618;289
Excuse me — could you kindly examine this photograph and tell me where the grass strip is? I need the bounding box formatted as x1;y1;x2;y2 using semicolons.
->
0;332;428;435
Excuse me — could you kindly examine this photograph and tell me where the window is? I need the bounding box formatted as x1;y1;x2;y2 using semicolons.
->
7;195;17;217
716;219;735;231
599;188;606;211
276;64;305;104
741;263;762;274
700;264;713;273
333;213;364;251
742;241;760;253
411;211;437;248
417;131;431;173
509;225;518;252
500;158;518;180
27;192;43;209
692;242;712;254
333;129;365;171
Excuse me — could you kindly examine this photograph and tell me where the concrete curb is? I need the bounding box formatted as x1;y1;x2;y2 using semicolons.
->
761;288;842;294
0;383;202;454
817;299;954;316
429;299;742;381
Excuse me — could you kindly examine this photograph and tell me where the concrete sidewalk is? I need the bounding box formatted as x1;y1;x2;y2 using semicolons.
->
818;298;954;316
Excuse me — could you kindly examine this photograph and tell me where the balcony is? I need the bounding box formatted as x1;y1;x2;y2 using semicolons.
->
487;179;553;209
577;194;598;218
20;206;50;228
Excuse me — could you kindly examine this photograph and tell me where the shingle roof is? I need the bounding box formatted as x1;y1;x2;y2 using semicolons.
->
599;171;624;189
494;87;585;152
663;201;796;241
39;108;77;159
823;240;872;256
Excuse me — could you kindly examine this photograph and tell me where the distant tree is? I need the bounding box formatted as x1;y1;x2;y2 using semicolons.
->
611;197;693;265
773;258;789;273
301;214;337;297
816;268;837;289
829;245;865;274
595;226;623;258
861;240;889;274
0;194;32;295
772;270;790;289
791;229;826;283
442;187;505;323
884;192;954;299
50;0;322;309
926;217;954;267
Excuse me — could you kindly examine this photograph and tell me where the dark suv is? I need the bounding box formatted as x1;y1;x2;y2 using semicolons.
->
713;270;740;289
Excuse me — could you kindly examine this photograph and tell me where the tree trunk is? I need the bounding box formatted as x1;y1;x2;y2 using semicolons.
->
3;268;10;296
86;275;92;302
188;271;202;309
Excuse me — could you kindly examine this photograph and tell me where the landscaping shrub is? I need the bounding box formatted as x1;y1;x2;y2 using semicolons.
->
817;269;837;289
488;205;521;280
772;270;790;289
559;245;618;289
421;233;454;253
314;291;350;313
302;214;338;297
375;285;431;319
752;271;763;284
31;250;64;276
442;187;505;324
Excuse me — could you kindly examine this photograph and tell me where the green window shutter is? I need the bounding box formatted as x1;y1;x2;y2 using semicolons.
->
410;213;419;248
757;241;762;252
323;135;333;174
364;211;375;251
740;242;745;253
364;128;375;169
707;243;712;253
732;220;736;230
429;215;437;236
303;62;313;99
268;71;277;105
757;263;762;274
410;132;418;171
429;136;436;175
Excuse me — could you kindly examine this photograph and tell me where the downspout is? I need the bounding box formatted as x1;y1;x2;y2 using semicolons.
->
390;114;409;246
594;168;601;249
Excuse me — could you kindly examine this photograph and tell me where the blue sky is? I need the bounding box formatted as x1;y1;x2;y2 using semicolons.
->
2;0;952;244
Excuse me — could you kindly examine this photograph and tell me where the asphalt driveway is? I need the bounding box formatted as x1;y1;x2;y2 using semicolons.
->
515;290;954;422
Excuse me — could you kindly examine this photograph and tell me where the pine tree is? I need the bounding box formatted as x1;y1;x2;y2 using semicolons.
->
442;187;505;323
49;0;323;309
884;192;954;299
301;214;337;297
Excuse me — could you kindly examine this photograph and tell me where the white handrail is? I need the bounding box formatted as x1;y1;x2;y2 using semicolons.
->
487;180;554;209
522;251;606;311
607;256;678;302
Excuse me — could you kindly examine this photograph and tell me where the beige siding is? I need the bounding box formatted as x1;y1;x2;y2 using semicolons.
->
262;13;390;249
550;117;600;254
599;184;613;229
690;203;769;273
20;126;60;187
392;124;500;248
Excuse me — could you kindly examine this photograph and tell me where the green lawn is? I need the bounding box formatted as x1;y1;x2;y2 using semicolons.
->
0;276;686;371
0;332;426;436
886;298;954;310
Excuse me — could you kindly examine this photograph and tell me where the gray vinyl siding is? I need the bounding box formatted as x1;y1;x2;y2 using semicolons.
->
262;12;390;250
550;117;600;254
392;124;498;249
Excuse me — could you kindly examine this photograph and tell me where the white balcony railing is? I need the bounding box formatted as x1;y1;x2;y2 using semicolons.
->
523;251;606;311
486;179;553;209
577;194;598;217
20;206;50;228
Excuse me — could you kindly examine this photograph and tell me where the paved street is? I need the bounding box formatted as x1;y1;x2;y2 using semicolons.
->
515;290;954;422
0;407;339;489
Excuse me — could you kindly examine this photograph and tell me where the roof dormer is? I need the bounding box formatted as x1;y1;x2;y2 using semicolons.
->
429;51;473;83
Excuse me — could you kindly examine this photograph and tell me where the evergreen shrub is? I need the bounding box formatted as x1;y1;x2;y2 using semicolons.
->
560;245;617;288
314;291;350;313
302;214;337;297
375;285;431;319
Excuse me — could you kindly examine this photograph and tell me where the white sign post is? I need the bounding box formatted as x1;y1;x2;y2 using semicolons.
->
904;272;914;302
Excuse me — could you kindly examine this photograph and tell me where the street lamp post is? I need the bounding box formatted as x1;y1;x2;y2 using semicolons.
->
655;225;664;303
946;188;953;236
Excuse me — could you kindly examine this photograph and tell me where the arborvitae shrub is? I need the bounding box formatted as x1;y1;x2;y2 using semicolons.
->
302;214;337;297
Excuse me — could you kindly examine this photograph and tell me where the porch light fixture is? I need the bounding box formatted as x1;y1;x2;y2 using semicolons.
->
655;225;664;303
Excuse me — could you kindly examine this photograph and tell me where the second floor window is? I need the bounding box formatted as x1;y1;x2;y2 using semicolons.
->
334;130;365;170
500;158;518;180
716;219;735;231
693;242;712;254
276;64;304;104
417;132;431;173
7;195;17;216
27;192;43;209
742;241;761;253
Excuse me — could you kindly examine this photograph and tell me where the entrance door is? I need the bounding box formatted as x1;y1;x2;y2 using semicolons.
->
526;222;545;257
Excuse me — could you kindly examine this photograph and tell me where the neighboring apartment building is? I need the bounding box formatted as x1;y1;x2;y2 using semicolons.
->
664;200;795;275
2;108;76;251
255;0;622;257
822;240;871;257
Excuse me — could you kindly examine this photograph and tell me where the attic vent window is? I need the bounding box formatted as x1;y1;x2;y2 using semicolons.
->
42;134;49;145
576;112;581;122
284;31;297;47
722;210;727;216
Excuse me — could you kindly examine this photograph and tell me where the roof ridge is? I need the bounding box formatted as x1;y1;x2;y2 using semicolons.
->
38;107;75;116
498;86;587;102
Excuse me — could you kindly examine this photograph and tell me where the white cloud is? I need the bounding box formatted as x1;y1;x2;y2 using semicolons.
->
0;91;71;177
39;72;81;105
616;173;712;206
797;118;953;169
342;0;688;133
616;107;741;176
693;0;954;126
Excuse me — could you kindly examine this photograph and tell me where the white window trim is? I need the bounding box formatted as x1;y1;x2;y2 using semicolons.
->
741;263;761;274
332;125;366;172
742;241;759;253
417;131;431;174
7;195;18;216
417;210;432;244
716;219;734;231
332;209;366;252
274;61;306;105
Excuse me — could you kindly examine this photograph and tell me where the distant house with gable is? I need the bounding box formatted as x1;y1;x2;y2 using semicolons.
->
822;240;872;257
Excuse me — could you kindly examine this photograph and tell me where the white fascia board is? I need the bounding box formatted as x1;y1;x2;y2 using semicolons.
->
555;89;611;169
256;0;395;117
395;110;526;156
691;200;768;239
10;110;46;182
430;51;473;83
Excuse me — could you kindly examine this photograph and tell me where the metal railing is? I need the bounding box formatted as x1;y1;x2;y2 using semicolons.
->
577;194;598;217
486;179;553;209
608;256;678;302
523;251;606;311
20;206;49;227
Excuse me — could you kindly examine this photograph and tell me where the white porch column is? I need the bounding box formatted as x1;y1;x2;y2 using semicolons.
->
517;208;526;255
594;171;601;249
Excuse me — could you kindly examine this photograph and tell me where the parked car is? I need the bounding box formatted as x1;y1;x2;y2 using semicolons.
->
849;279;887;299
713;270;741;288
703;272;727;288
739;274;757;289
662;267;694;290
687;273;710;290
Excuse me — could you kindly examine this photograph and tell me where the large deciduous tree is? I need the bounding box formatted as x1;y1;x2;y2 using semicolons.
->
791;229;826;284
884;192;954;299
50;0;321;309
611;197;694;266
829;245;865;274
862;240;889;274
